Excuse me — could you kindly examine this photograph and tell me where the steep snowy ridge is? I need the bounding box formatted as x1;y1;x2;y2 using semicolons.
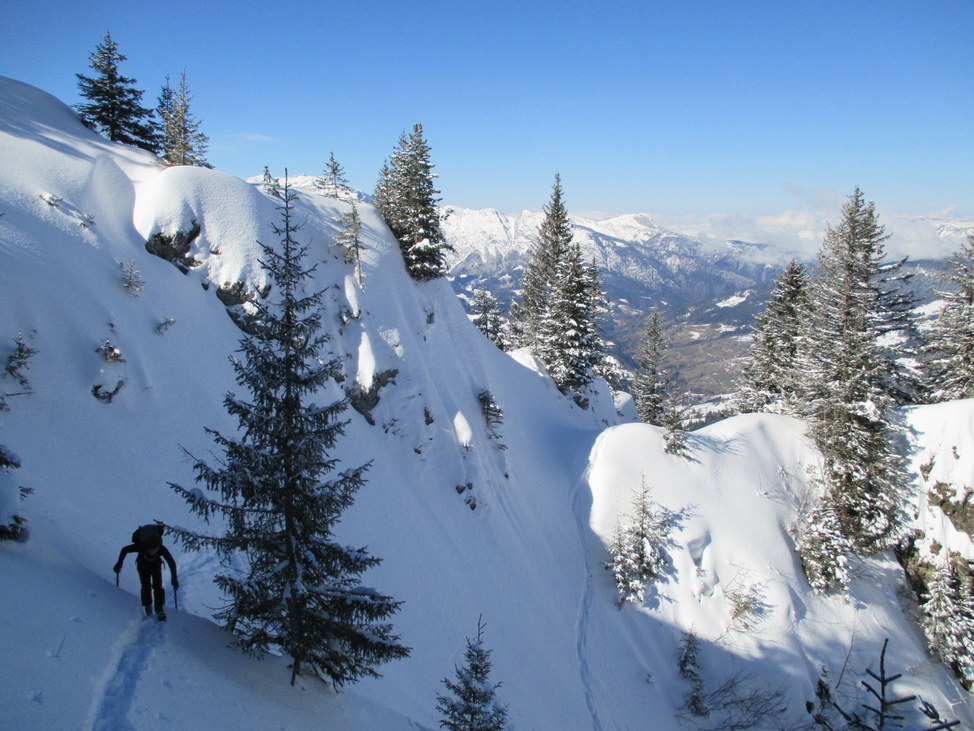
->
1;76;972;729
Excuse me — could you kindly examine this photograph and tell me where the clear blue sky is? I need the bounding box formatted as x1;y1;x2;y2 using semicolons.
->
3;0;972;222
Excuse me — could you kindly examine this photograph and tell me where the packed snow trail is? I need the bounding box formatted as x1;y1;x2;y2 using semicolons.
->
571;473;605;731
87;616;164;731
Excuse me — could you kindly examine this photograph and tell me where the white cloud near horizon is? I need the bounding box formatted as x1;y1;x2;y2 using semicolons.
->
654;187;973;264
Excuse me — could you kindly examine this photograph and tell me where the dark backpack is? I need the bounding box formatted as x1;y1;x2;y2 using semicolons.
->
132;523;164;548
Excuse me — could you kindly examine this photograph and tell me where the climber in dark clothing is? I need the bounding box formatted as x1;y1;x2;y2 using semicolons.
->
114;530;178;619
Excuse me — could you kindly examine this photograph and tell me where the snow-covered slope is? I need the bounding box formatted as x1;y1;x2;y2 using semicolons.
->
587;413;974;727
1;76;971;729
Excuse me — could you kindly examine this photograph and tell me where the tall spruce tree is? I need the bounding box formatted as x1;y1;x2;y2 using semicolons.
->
435;617;509;731
928;235;974;401
168;175;408;687
735;260;810;414
513;176;607;405
75;32;158;153
315;152;351;198
373;124;451;280
536;240;596;403
515;173;572;348
157;70;210;167
799;188;908;554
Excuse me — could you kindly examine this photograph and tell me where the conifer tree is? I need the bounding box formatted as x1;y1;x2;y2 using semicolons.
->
537;239;595;403
335;204;365;286
373;124;451;280
261;166;279;195
315;152;351;198
606;480;676;606
794;501;853;594
662;403;689;457
921;557;974;687
435;617;509;731
872;257;926;405
633;309;673;425
632;310;687;453
514;177;607;405
157;70;210;167
1;330;34;541
372;160;393;215
168;175;408;687
678;629;707;717
0;443;27;542
799;188;909;554
928;235;974;401
582;257;609;377
735;260;810;414
75;32;158;153
515;173;572;347
472;287;508;349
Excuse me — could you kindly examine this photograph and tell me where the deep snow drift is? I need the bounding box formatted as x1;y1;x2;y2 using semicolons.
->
1;76;971;729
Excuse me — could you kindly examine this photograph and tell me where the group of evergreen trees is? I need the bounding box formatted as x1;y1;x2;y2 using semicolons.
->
737;189;917;553
510;174;608;406
75;32;209;166
920;555;974;688
735;188;974;687
374;124;452;281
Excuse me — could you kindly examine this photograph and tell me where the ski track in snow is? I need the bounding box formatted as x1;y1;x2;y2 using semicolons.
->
87;617;164;731
571;476;604;731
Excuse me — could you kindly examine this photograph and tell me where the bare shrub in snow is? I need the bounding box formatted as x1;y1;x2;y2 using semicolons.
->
91;380;125;403
809;638;960;730
677;628;787;728
95;339;125;363
723;568;769;631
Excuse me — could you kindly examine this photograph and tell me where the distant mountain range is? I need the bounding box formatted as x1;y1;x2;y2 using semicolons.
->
441;206;973;398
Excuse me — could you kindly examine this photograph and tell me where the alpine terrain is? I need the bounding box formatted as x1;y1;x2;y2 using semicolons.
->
1;76;972;729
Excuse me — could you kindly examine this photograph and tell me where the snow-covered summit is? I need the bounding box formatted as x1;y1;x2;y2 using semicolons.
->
441;204;766;274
